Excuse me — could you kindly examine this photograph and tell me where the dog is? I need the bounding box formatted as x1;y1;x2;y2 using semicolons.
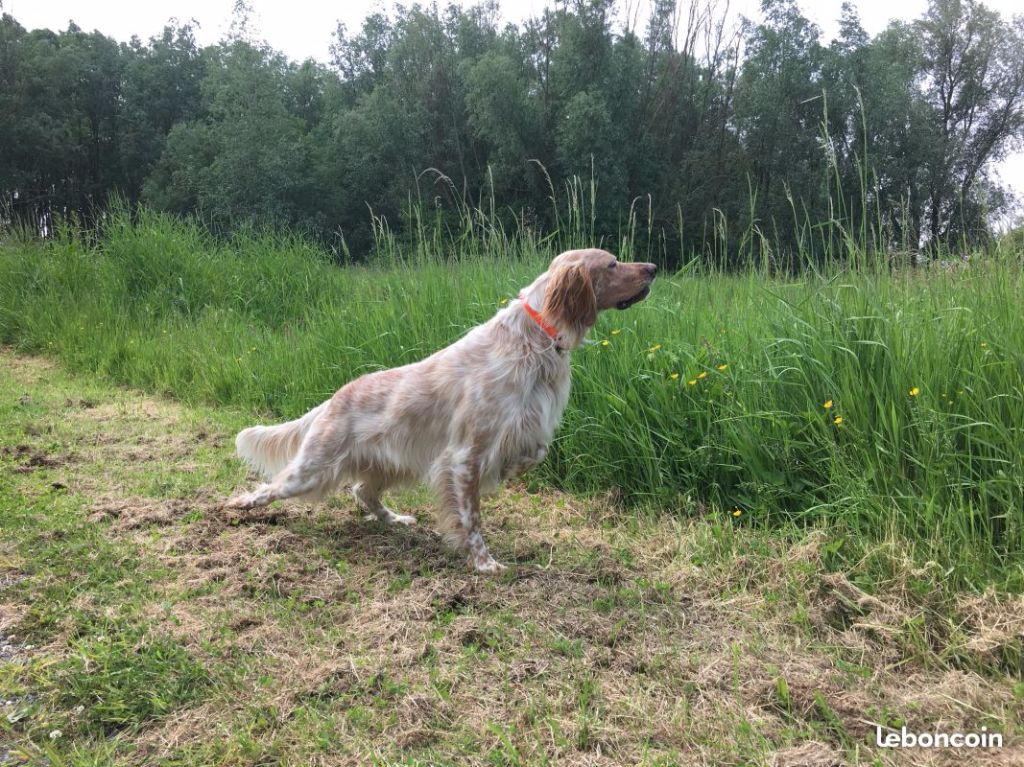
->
226;248;656;571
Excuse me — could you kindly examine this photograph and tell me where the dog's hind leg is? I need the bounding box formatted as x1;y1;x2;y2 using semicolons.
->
227;428;346;510
226;457;332;510
352;478;416;525
228;413;350;510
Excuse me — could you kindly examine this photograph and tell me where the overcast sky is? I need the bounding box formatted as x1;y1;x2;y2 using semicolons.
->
8;0;1023;213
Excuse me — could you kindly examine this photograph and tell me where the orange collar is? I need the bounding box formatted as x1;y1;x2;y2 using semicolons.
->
520;296;560;341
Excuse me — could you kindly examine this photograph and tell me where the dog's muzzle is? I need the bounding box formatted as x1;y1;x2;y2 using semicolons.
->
616;285;651;310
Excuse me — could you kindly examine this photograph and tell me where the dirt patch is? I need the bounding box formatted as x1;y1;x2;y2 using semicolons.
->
88;494;330;612
0;599;32;666
0;572;27;591
64;397;97;409
1;352;56;384
1;444;74;473
89;494;222;531
0;634;29;663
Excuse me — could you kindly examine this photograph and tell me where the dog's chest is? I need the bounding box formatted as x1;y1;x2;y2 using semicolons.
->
506;356;571;443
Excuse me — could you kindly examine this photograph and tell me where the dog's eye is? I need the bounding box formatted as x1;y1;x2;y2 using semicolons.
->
608;261;617;269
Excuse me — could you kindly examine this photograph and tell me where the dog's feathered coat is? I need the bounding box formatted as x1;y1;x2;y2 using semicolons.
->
227;248;656;571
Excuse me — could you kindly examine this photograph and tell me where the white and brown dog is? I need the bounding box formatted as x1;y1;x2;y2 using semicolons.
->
226;248;656;571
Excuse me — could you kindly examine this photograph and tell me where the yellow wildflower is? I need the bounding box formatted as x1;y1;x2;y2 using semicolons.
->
717;364;728;371
732;508;742;517
980;341;988;348
697;371;708;380
833;416;843;425
687;379;697;386
669;372;680;380
499;298;509;305
611;329;621;335
600;339;610;347
823;399;833;410
648;344;662;353
909;387;920;397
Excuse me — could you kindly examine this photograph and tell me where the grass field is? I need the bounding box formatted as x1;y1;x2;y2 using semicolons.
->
1;208;1023;590
1;350;1022;766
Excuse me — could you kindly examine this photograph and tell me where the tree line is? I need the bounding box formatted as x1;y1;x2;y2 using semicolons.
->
2;0;1022;263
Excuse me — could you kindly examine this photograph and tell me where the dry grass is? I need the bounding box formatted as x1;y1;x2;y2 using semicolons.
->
0;349;1022;766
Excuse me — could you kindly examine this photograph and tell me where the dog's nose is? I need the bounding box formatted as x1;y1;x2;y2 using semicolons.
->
645;263;658;277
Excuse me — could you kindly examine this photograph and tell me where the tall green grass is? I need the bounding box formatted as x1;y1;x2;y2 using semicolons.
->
2;207;1022;588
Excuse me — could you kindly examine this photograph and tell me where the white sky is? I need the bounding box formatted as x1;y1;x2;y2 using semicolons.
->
8;0;1024;212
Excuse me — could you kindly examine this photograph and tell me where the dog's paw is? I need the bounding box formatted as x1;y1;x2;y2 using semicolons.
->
471;555;507;573
391;513;417;526
363;511;417;526
225;493;257;510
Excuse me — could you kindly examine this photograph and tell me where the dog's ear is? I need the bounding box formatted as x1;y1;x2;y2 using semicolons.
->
543;263;597;334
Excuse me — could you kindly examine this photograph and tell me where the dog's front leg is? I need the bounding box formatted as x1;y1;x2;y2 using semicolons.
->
439;454;504;573
458;473;505;573
500;443;548;481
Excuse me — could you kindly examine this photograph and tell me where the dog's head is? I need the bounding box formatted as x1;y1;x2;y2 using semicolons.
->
539;249;656;346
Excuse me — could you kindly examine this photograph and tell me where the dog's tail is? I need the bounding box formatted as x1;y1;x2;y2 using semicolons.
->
235;401;329;479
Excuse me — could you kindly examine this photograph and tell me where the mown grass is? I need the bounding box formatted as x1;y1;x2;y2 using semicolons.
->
1;206;1022;589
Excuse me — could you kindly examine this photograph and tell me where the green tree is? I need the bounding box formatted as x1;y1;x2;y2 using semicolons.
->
916;0;1024;245
144;40;322;232
4;0;1022;259
733;0;827;255
119;23;205;200
0;18;125;216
